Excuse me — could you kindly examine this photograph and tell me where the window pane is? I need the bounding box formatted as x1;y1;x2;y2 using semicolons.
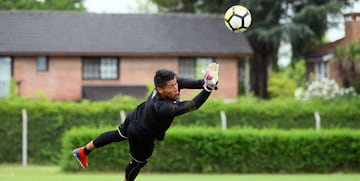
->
0;57;11;98
323;62;328;78
179;57;214;79
100;58;118;79
83;58;100;79
196;58;213;79
314;62;328;79
83;57;119;80
37;56;48;71
179;58;196;79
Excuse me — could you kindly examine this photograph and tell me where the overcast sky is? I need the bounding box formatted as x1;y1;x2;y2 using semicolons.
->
84;0;156;14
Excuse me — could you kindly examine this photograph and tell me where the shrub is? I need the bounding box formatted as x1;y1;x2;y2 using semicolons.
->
268;72;298;98
1;95;360;165
295;77;358;100
61;127;360;173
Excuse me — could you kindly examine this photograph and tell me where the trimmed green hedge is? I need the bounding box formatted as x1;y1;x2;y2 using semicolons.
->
0;98;138;164
1;97;359;164
175;97;360;128
61;127;360;173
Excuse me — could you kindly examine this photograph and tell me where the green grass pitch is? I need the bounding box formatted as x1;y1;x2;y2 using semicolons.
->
0;165;359;181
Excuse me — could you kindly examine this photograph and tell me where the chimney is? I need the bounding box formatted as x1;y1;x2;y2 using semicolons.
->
344;12;360;45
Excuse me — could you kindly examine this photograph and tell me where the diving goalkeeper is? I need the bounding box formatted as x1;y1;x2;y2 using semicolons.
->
73;63;219;181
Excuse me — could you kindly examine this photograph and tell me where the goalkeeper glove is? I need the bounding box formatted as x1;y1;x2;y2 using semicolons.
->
203;63;219;92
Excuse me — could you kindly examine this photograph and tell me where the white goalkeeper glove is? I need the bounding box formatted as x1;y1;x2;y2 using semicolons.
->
203;63;219;92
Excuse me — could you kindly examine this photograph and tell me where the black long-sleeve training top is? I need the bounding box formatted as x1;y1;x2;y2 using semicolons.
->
127;77;211;141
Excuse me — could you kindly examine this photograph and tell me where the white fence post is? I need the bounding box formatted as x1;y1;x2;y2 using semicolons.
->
22;109;27;167
314;111;321;131
220;110;227;130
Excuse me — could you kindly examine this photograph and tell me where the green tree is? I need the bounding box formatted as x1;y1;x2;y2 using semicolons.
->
0;0;85;11
268;60;306;98
150;0;354;98
268;72;297;98
283;60;306;87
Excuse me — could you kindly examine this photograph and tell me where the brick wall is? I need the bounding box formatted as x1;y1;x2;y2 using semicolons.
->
120;57;178;85
13;56;82;101
212;58;238;99
13;56;239;101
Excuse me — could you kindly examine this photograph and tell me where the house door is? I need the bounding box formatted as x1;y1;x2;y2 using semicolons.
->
0;57;12;98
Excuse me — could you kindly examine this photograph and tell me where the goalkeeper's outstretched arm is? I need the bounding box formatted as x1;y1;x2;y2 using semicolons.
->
166;63;220;116
177;77;204;89
177;63;219;90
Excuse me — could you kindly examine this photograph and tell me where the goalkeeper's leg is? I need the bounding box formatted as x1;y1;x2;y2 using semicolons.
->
92;129;127;148
124;123;154;181
73;129;127;168
88;117;130;149
73;120;129;168
125;158;147;181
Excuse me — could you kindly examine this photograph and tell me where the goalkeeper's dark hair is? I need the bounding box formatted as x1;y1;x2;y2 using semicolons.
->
154;69;176;88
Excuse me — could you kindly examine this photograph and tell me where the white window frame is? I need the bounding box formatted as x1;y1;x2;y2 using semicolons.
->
82;57;119;80
314;61;329;79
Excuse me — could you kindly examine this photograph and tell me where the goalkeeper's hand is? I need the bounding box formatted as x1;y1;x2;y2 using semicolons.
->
203;63;219;92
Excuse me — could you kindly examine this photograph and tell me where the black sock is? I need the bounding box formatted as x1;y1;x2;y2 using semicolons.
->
83;146;91;155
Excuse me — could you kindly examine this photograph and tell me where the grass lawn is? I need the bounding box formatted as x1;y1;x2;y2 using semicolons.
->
1;165;360;181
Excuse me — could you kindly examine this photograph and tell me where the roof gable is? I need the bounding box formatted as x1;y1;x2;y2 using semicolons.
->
0;11;253;57
306;38;344;58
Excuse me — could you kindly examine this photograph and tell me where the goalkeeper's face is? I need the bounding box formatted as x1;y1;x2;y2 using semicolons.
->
157;78;179;100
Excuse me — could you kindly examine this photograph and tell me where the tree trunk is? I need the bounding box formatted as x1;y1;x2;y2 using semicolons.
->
251;49;269;98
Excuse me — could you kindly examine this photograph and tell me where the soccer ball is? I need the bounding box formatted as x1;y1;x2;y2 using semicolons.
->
224;5;252;33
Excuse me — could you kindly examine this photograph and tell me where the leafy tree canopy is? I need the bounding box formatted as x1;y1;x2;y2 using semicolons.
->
0;0;85;11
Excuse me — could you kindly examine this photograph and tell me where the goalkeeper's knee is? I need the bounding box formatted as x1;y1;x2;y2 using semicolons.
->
125;159;147;181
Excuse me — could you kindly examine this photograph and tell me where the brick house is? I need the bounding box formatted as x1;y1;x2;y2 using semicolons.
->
0;11;253;101
306;12;360;83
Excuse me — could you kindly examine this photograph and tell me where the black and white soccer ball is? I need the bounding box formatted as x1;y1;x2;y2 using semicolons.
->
224;5;252;33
